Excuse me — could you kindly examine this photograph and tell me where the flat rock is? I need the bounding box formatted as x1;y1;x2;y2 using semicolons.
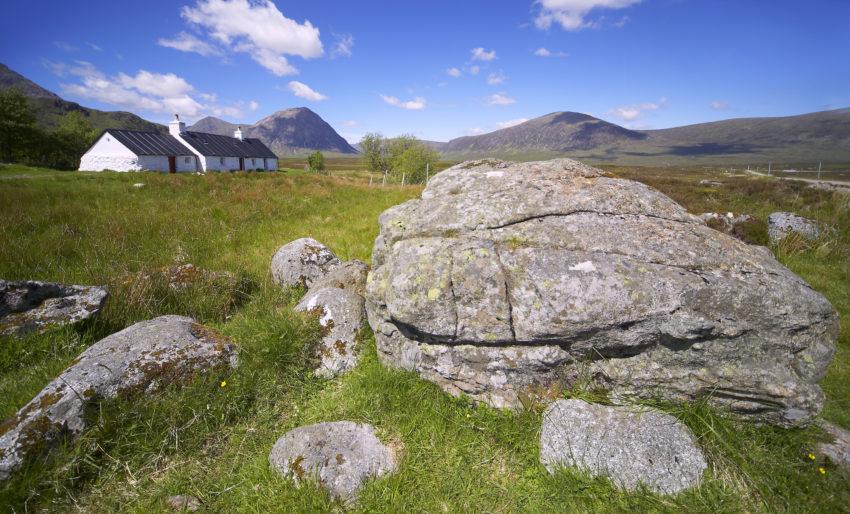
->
0;315;237;481
0;280;108;337
818;421;850;469
268;421;397;502
309;260;370;297
296;288;366;378
366;158;839;426
165;495;201;512
768;212;819;242
540;399;707;494
271;238;341;289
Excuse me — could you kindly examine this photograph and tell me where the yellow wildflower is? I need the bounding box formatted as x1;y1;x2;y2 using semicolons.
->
818;467;826;475
220;380;227;388
808;453;816;461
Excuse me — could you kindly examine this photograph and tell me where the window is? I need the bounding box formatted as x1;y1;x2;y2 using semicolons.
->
219;157;225;165
184;157;191;164
251;159;255;166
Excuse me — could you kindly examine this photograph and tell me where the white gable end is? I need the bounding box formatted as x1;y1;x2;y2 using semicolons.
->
79;132;143;172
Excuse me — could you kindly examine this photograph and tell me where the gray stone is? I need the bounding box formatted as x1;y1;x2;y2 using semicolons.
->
271;238;341;289
310;260;370;297
268;421;397;502
366;158;839;427
817;421;850;469
296;288;366;378
165;495;201;512
0;280;108;337
768;212;820;242
540;399;707;494
0;315;238;481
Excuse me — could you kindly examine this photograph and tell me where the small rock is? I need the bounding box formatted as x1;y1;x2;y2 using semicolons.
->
540;399;707;495
768;212;819;242
309;260;369;297
0;315;238;482
271;238;341;289
166;495;201;512
698;179;723;187
296;287;366;378
0;280;108;337
268;421;397;502
818;421;850;469
133;183;145;188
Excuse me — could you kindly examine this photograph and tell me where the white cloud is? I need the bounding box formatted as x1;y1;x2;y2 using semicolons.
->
341;120;358;127
54;41;77;52
468;65;480;75
86;42;103;52
487;71;506;85
534;0;641;31
534;47;568;57
465;127;486;135
487;92;516;106
158;31;223;57
167;0;323;76
496;118;529;129
288;81;327;101
447;67;462;78
711;100;730;110
248;100;259;111
57;61;248;120
381;95;426;110
332;33;354;58
471;47;497;61
610;97;667;121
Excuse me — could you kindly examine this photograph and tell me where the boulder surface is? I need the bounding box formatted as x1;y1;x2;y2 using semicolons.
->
271;238;341;289
768;212;819;242
365;158;839;426
296;287;366;378
0;315;237;481
540;399;707;494
310;260;370;297
818;421;850;469
269;421;397;502
0;280;107;336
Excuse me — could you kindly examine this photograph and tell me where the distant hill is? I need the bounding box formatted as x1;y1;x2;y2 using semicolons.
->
439;109;850;165
0;63;163;133
189;108;357;156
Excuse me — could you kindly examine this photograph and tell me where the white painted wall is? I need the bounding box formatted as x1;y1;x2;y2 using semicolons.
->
79;132;197;172
264;158;278;171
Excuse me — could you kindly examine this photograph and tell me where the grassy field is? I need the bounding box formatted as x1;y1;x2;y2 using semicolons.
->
0;162;848;512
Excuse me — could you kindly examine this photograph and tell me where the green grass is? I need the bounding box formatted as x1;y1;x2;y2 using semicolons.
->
0;163;848;512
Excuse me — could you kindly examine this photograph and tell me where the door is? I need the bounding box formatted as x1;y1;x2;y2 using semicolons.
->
239;157;244;171
168;156;176;173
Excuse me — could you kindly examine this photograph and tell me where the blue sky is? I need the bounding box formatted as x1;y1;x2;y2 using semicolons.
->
2;0;849;142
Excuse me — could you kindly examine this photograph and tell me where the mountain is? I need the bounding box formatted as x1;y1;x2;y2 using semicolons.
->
188;108;357;155
187;116;237;136
439;109;850;165
0;63;163;133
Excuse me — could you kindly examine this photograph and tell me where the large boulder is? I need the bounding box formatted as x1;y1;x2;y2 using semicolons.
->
0;280;107;337
271;238;341;289
540;399;707;494
269;421;397;502
309;260;370;298
0;315;238;481
366;159;839;427
818;421;850;469
768;212;819;242
296;288;366;378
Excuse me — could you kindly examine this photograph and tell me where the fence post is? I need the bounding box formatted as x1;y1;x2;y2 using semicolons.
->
818;161;822;181
382;170;387;186
402;173;406;186
369;174;373;186
426;162;430;183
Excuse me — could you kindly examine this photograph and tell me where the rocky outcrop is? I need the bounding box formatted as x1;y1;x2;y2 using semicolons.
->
366;158;839;427
295;288;366;378
271;238;341;289
269;421;397;502
818;421;850;469
0;315;238;481
310;260;370;298
540;399;707;494
0;280;107;337
768;212;820;242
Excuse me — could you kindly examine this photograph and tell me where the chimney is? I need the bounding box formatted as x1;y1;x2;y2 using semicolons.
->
234;126;243;141
169;114;186;136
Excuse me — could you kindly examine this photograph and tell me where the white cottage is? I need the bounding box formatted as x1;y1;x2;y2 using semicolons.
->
79;115;278;173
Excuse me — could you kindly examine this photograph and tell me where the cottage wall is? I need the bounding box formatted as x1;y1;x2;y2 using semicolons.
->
202;156;242;172
137;155;197;172
79;133;139;172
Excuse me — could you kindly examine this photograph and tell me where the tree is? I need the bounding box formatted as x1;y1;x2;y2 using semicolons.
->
387;135;437;184
55;111;96;169
0;87;37;163
307;151;326;174
359;132;388;173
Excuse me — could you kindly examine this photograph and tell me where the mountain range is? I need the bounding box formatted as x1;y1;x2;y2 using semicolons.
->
2;63;848;164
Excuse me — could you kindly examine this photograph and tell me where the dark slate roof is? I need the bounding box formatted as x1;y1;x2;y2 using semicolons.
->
179;131;277;158
103;129;192;156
